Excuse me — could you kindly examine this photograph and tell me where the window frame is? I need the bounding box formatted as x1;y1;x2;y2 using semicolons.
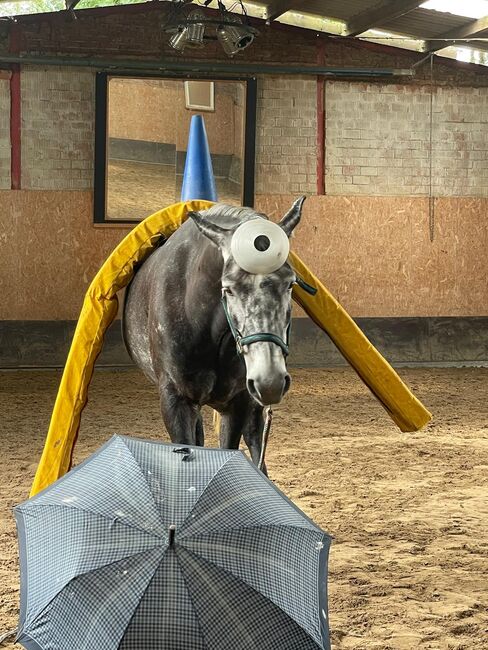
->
184;80;215;111
93;72;257;225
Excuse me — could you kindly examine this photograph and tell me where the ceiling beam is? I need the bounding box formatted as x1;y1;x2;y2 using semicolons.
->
344;0;424;37
424;14;488;52
265;0;307;23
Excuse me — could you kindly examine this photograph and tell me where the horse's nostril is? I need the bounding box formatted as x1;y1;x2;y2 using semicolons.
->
283;374;291;395
247;378;265;404
247;376;289;406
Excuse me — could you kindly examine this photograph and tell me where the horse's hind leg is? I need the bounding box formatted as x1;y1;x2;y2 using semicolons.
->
158;381;203;446
220;392;265;472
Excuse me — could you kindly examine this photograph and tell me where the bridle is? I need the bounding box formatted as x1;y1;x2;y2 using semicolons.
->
220;275;316;358
221;292;291;357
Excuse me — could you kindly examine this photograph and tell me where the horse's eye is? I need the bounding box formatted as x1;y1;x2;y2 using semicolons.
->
223;287;234;296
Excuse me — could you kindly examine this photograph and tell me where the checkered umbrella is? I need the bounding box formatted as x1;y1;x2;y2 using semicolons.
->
15;435;331;650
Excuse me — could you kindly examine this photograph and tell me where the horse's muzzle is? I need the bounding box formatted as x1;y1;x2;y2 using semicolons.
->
247;373;291;406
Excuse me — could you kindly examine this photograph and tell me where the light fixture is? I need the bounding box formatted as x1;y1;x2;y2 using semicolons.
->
169;27;189;52
164;1;258;57
217;16;255;56
185;10;206;47
169;10;206;50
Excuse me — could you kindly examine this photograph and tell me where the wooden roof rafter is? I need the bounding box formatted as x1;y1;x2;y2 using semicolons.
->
265;0;308;23
424;14;488;52
343;0;425;37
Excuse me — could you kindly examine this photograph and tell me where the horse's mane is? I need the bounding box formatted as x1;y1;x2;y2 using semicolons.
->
201;203;268;226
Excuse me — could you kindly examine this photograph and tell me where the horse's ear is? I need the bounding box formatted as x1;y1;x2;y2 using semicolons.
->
278;195;306;237
188;211;229;247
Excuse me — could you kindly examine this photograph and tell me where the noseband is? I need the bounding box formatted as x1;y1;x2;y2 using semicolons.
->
221;293;290;357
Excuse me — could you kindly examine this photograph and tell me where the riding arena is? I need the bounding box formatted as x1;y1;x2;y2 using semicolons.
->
0;2;487;649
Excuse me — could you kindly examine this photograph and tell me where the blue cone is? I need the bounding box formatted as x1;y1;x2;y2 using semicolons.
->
180;115;218;202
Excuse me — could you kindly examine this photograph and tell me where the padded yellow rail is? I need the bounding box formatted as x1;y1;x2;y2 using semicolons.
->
31;201;431;496
290;252;431;433
30;201;213;497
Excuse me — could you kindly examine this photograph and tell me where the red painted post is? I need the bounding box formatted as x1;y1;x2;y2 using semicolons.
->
316;40;325;195
10;23;21;190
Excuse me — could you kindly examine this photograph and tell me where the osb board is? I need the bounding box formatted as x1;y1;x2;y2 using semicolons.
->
256;195;488;318
0;191;132;320
1;192;487;320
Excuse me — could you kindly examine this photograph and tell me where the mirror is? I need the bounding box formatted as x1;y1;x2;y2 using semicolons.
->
95;75;255;223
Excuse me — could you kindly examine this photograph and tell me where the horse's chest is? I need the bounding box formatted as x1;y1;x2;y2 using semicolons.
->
168;347;245;407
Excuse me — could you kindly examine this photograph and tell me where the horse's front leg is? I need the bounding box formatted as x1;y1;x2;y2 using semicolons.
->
158;380;203;446
220;391;266;473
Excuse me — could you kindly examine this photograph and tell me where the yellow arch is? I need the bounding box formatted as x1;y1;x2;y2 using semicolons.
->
31;201;431;497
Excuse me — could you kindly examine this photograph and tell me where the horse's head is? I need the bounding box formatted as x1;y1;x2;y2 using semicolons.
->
189;196;305;406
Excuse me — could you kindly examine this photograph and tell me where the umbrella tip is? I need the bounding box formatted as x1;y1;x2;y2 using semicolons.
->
168;524;176;547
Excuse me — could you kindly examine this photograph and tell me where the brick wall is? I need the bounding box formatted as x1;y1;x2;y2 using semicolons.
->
15;69;488;197
325;81;488;197
21;66;94;190
4;5;488;195
0;78;10;189
8;5;318;66
432;86;488;197
325;82;431;196
255;76;316;194
7;5;488;90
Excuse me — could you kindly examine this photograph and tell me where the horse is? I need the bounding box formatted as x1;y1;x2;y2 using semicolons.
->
122;196;305;469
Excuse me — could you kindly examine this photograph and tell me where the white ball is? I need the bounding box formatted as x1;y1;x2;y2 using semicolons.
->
230;218;290;274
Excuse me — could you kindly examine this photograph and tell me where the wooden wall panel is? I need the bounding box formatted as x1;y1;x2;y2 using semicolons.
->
0;191;487;321
0;191;131;320
109;79;237;156
256;195;488;318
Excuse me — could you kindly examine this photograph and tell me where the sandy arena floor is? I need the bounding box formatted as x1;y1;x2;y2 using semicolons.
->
106;160;241;221
1;367;487;649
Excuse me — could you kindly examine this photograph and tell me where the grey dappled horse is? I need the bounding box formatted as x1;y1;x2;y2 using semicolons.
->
123;197;305;469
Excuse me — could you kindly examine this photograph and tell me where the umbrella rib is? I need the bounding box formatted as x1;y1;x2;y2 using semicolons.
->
176;546;325;650
19;503;164;539
118;437;174;533
177;455;325;539
115;546;172;648
180;522;331;541
172;551;210;650
175;454;235;529
179;527;330;647
241;454;326;534
19;546;166;637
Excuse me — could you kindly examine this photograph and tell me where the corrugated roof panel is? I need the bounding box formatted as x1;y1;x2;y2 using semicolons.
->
263;0;374;22
379;8;474;38
241;0;488;66
260;2;485;40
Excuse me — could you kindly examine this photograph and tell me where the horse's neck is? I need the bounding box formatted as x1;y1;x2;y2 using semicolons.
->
184;236;225;324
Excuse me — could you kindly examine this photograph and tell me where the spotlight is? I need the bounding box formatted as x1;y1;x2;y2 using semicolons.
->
217;18;255;57
165;2;258;56
169;26;189;51
185;10;206;48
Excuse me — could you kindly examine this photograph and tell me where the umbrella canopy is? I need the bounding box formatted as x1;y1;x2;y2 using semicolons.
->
15;435;331;650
